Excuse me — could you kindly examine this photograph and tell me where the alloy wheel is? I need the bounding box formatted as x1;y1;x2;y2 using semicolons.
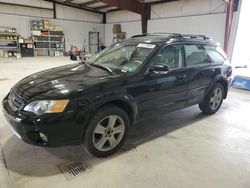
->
210;88;223;111
92;115;125;152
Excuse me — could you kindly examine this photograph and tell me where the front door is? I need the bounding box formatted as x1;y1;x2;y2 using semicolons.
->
138;44;188;119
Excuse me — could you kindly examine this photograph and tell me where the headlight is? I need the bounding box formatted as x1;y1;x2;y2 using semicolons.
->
24;100;69;115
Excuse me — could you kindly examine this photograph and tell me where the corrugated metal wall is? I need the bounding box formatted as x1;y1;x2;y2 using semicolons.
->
104;13;227;49
148;13;226;48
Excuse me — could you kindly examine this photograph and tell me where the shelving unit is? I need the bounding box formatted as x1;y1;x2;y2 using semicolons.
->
0;27;20;58
30;20;65;56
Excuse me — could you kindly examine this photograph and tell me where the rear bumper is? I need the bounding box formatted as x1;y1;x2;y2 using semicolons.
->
2;99;85;147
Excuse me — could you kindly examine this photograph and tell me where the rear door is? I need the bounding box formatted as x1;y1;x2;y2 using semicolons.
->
184;44;215;105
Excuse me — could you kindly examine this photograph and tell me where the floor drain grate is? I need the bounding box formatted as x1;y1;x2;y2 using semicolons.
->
59;160;91;180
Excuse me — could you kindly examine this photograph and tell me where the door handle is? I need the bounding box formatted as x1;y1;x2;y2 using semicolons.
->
178;74;188;81
210;69;216;75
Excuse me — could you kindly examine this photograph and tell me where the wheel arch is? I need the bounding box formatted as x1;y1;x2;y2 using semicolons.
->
89;96;138;125
216;78;228;99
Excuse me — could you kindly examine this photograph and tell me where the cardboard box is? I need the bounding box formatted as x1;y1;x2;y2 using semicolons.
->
44;20;50;30
232;76;250;91
113;24;121;34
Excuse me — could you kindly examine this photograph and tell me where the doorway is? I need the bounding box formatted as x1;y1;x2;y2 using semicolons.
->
89;32;99;54
232;0;250;77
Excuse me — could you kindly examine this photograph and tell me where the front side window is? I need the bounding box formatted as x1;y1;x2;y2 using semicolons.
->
184;44;210;66
87;43;156;73
150;45;184;69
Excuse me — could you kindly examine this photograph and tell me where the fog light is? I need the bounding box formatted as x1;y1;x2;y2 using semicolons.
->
39;132;48;142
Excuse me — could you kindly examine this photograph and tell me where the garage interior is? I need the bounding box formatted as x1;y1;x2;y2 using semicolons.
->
0;0;250;188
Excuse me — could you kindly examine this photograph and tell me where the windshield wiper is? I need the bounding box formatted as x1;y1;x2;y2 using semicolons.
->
90;63;113;73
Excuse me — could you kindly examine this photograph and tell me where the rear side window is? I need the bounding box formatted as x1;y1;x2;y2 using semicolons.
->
204;45;226;63
184;44;210;66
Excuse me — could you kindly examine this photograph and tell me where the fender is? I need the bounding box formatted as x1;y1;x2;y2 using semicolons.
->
204;76;228;100
89;93;138;124
76;92;138;142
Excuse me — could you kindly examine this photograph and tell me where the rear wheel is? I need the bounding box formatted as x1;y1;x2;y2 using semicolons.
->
199;83;224;114
84;105;130;157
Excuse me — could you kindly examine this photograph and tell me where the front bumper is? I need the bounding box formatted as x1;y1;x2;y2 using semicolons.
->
2;98;85;147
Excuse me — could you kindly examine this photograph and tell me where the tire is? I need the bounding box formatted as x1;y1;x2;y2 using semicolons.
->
84;104;130;157
199;83;225;114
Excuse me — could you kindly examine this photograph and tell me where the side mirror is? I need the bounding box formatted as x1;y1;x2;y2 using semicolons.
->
149;64;169;75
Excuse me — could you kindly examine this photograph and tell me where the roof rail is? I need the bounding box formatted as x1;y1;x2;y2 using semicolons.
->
131;33;212;41
174;34;212;40
131;32;181;38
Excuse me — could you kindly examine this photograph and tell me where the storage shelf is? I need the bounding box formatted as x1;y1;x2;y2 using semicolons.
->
0;33;17;36
50;35;64;37
30;21;65;56
0;46;18;49
34;41;63;43
0;40;17;42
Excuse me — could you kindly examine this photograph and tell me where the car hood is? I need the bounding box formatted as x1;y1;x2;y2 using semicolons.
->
12;63;124;101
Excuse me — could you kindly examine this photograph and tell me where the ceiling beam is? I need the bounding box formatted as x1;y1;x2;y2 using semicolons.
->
148;0;179;5
101;0;149;33
81;0;101;6
100;0;143;14
107;8;121;13
95;5;111;10
43;0;103;14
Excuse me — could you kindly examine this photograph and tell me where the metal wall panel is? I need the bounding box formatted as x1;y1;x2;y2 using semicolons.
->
148;13;227;48
0;0;53;8
151;0;226;19
106;10;141;23
56;4;102;23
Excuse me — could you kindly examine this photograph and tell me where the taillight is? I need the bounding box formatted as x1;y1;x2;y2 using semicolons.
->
226;66;232;78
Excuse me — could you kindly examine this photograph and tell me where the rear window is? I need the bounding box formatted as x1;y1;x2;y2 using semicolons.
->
204;45;226;63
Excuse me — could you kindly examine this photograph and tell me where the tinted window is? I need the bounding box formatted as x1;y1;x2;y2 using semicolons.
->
151;45;184;69
184;44;210;66
204;45;226;63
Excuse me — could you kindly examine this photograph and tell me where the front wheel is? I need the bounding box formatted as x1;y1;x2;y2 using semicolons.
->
199;83;224;114
84;105;130;157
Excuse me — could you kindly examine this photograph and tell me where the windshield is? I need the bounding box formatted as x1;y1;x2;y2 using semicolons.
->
87;43;156;73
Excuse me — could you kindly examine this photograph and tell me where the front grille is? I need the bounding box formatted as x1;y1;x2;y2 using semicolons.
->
8;90;24;109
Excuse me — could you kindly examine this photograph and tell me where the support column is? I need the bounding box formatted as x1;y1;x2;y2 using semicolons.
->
141;4;151;34
53;2;56;19
224;0;234;53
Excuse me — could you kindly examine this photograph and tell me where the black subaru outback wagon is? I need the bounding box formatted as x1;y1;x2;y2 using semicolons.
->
3;33;232;157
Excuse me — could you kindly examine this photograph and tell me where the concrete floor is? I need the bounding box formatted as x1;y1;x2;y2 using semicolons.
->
0;57;250;188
